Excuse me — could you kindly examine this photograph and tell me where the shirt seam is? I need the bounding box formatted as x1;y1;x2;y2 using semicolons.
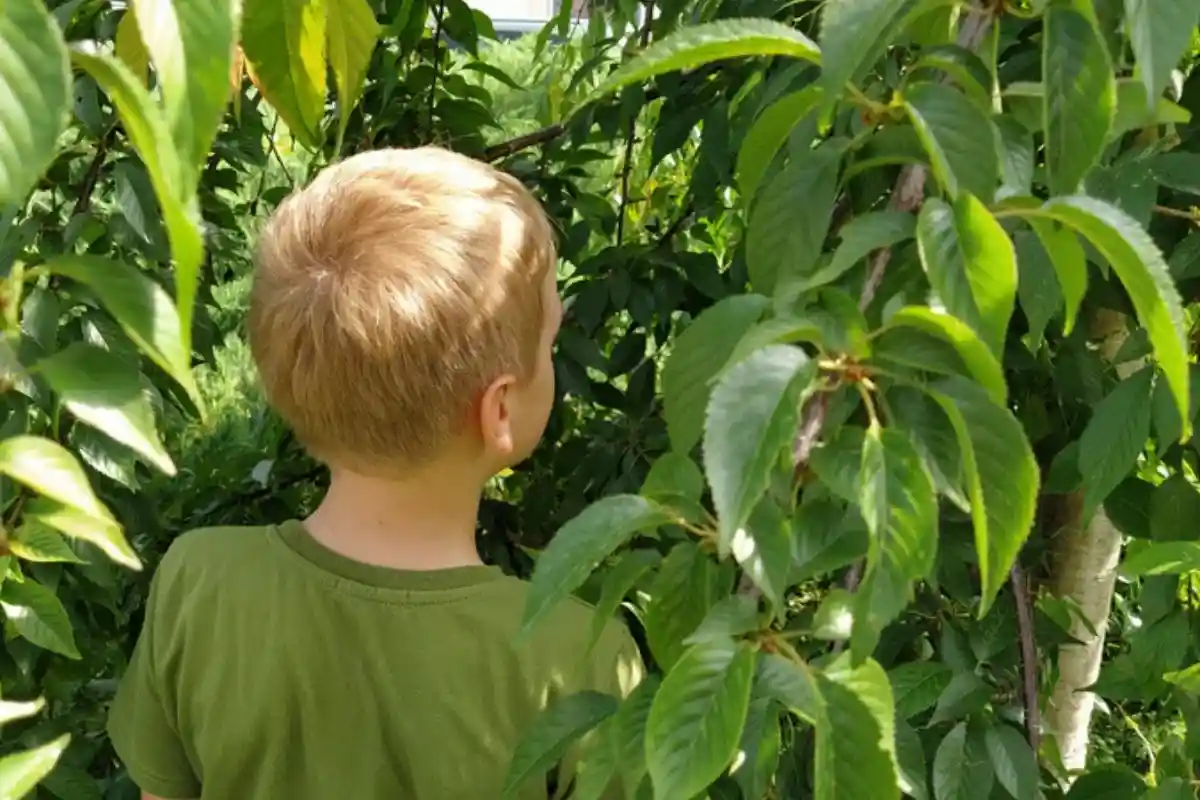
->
265;525;512;607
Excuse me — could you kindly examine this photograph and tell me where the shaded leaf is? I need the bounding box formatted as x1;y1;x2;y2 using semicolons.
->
819;0;909;96
984;724;1038;800
1124;0;1200;107
502;692;618;798
859;424;938;581
813;656;901;800
521;495;674;635
877;306;1007;404
904;81;1000;202
1077;367;1154;519
889;660;954;720
933;722;993;800
737;85;823;203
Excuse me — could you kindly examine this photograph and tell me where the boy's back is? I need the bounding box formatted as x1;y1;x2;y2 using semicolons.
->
108;521;642;798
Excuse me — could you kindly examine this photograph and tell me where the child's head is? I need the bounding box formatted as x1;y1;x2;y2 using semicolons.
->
249;146;562;479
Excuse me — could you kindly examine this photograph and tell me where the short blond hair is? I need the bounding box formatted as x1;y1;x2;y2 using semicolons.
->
248;146;556;472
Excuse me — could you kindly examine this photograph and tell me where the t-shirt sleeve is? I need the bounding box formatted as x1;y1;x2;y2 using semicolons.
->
107;564;201;799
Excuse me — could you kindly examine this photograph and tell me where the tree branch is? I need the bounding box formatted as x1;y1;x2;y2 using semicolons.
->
1011;563;1042;751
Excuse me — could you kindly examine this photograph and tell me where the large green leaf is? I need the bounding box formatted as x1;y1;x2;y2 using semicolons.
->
0;0;71;207
593;19;819;101
756;652;824;725
24;498;140;570
874;306;1007;404
788;210;917;299
327;0;381;147
1042;0;1116;194
737;85;824;204
1026;218;1087;336
984;723;1038;800
747;140;843;294
1014;230;1063;348
521;495;672;636
1124;0;1200;108
643;543;730;669
1018;196;1189;426
35;343;174;475
662;295;769;453
916;196;1017;357
925;377;1039;615
896;718;930;800
819;0;909;96
1120;541;1200;577
859;424;938;581
814;656;901;800
242;0;327;147
0;579;79;659
0;436;112;523
644;639;755;800
1077;367;1154;519
502;691;618;798
132;0;238;184
10;522;84;565
0;736;70;800
731;498;794;608
889;661;953;720
703;345;815;552
39;256;200;407
933;722;993;800
904;81;1000;202
69;50;205;353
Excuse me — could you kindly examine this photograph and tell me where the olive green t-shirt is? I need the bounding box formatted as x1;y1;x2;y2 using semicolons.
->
107;521;643;799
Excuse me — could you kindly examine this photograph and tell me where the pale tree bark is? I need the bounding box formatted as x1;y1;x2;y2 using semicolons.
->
1045;308;1138;775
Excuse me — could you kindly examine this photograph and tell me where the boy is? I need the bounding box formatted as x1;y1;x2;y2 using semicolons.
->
107;147;644;799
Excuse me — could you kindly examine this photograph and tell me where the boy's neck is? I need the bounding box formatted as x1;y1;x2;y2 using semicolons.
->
303;461;486;572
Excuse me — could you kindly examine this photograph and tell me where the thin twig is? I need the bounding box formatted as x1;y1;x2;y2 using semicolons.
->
250;117;281;216
1011;564;1042;751
72;129;114;217
1153;204;1200;223
266;122;294;189
616;1;655;246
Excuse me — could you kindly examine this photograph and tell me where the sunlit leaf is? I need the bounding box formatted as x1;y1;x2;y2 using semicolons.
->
0;735;70;799
0;578;79;658
242;0;327;147
327;0;381;147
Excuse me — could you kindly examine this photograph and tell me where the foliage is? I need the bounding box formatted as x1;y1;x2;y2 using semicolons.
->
0;0;1197;799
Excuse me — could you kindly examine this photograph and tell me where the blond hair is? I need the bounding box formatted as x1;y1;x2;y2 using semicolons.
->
248;146;556;472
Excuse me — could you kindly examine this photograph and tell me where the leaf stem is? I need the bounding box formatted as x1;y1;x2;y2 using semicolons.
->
1153;204;1200;223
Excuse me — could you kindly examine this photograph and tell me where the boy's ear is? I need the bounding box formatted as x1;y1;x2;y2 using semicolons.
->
478;373;518;459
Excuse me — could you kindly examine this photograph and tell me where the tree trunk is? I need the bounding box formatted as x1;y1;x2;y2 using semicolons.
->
1044;309;1135;775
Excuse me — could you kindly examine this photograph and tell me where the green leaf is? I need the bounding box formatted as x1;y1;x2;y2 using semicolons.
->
1124;0;1200;108
1021;196;1190;429
0;697;44;727
929;672;992;726
732;692;781;800
0;579;79;658
131;0;237;184
0;0;71;207
731;498;794;608
68;50;206;354
0;735;70;799
502;691;618;798
1014;230;1063;348
1078;367;1154;519
925;377;1039;615
790;210;917;298
587;550;660;655
859;425;938;581
984;723;1038;800
327;0;381;147
686;595;761;645
593;19;819;101
896;718;930;800
996;117;1034;197
23;498;140;570
876;306;1007;404
521;495;672;636
747;140;843;294
813;589;855;640
36;343;173;475
0;436;112;523
813;656;901;800
916;196;1017;357
1120;541;1200;576
643;543;730;669
756;652;824;725
903;81;1000;202
885;385;967;511
242;0;327;147
704;345;814;551
1150;474;1200;542
1043;0;1117;194
1027;218;1087;336
611;676;659;796
933;722;993;800
1111;78;1193;139
663;295;769;453
889;661;953;719
645;639;755;800
9;522;84;565
819;0;909;96
641;452;704;505
40;256;200;408
737;85;824;203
